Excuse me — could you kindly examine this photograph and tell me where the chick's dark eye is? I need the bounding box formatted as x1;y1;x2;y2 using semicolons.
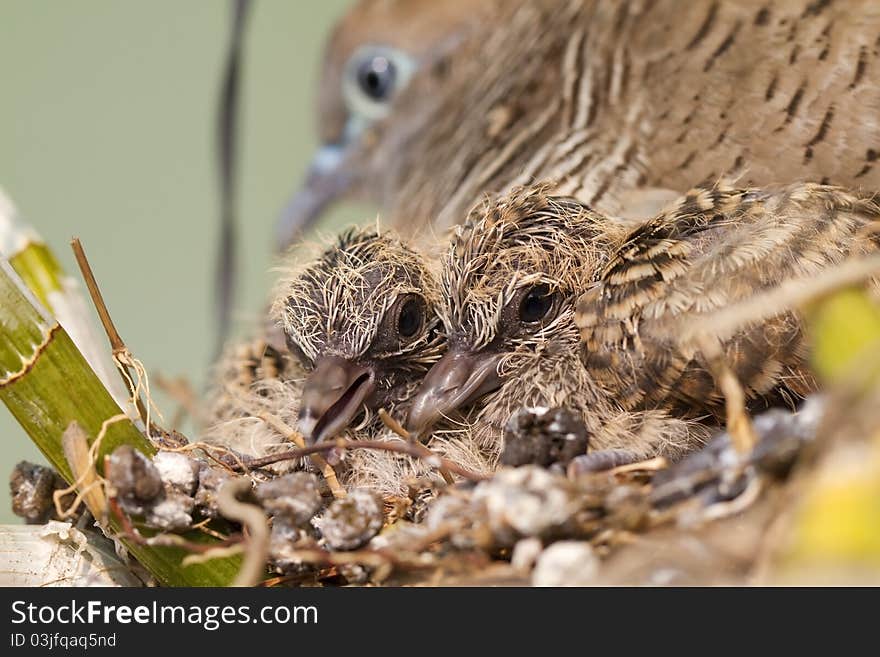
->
357;55;397;101
519;284;554;324
397;296;425;339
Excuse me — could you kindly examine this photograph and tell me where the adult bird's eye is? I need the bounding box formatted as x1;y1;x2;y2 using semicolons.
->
357;54;397;101
397;296;425;339
518;284;554;324
343;47;415;121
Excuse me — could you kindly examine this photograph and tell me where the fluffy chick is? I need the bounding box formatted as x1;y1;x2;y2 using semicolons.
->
202;330;299;472
203;227;445;476
406;183;880;467
405;184;702;465
275;227;445;444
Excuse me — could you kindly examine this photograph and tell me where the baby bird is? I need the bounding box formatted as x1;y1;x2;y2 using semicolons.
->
405;185;703;465
576;183;880;422
276;228;445;444
203;227;444;467
406;183;880;468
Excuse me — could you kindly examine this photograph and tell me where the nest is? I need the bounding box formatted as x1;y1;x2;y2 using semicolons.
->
15;391;855;587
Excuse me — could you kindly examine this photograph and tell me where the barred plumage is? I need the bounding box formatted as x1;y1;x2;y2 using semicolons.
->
407;182;880;467
577;183;880;420
281;0;880;244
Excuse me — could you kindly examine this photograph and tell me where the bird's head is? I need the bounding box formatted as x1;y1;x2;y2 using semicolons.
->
273;228;443;444
405;185;611;439
276;0;496;247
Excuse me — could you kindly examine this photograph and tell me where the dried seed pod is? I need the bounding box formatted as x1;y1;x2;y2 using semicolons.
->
153;451;200;496
532;541;598;586
316;489;384;550
510;537;543;572
368;520;431;552
9;461;67;524
501;407;589;468
424;493;483;549
194;464;232;518
472;466;583;545
650;403;820;510
254;472;323;527
337;563;371;585
105;445;163;514
268;519;317;574
145;493;194;532
748;406;817;477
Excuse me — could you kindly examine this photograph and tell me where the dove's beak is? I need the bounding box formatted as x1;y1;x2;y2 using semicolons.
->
405;349;503;441
275;142;354;250
298;355;376;444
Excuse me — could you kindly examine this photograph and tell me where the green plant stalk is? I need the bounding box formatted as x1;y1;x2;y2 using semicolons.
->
8;241;64;307
1;189;66;308
1;195;131;410
0;261;242;586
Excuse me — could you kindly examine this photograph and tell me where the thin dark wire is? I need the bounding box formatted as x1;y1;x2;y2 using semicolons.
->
213;0;252;362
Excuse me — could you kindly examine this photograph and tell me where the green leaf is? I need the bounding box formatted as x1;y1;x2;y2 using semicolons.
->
0;261;243;586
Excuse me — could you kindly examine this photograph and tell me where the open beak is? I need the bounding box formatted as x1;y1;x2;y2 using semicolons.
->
275;142;354;251
298;355;376;444
405;350;504;441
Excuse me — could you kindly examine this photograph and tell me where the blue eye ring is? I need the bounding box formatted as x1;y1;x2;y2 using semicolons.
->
342;46;416;121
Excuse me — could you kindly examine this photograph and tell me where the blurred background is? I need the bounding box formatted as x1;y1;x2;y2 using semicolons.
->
0;1;367;521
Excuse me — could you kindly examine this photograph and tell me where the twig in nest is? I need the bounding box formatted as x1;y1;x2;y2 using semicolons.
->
236;436;489;482
70;237;158;431
258;573;314;588
106;497;241;554
258;413;346;499
268;546;436;583
216;477;269;586
749;489;799;585
192;518;233;541
695;334;756;454
56;423;105;519
700;474;763;522
164;441;250;473
679;253;880;345
53;415;128;520
675;254;880;452
607;456;668;476
181;545;245;566
378;409;455;485
403;520;467;553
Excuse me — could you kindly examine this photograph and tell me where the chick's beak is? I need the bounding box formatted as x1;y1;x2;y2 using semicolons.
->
406;350;503;441
298;355;376;444
275;142;354;251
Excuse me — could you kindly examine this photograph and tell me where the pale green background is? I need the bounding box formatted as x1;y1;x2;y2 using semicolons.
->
0;1;367;522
